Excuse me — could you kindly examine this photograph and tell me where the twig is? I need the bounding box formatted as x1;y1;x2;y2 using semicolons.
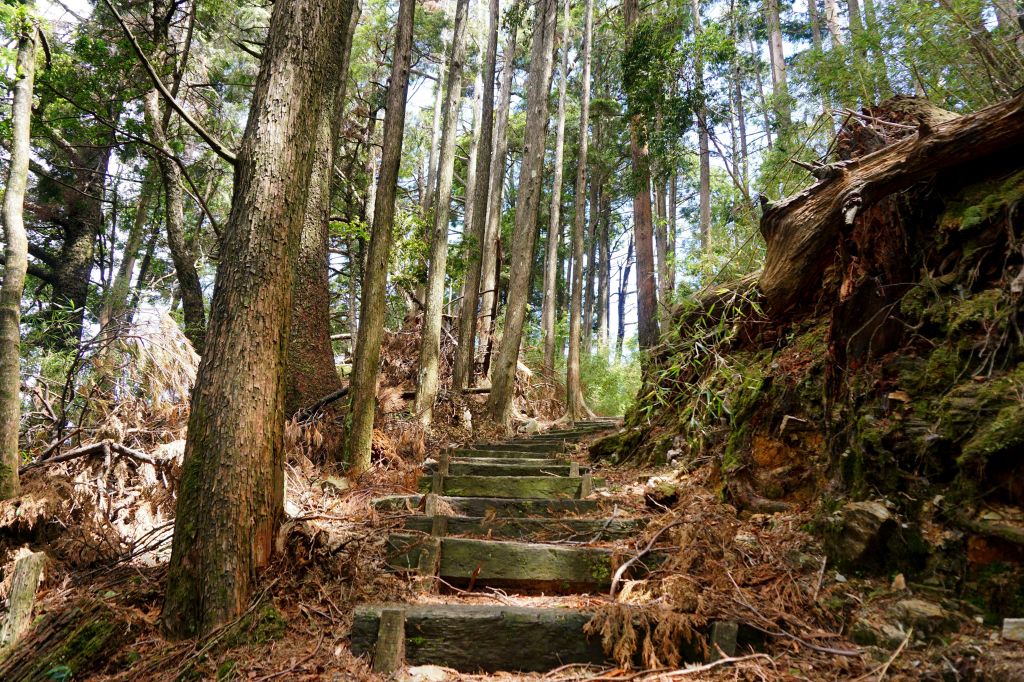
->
853;628;912;681
610;520;686;598
19;439;158;474
660;653;775;678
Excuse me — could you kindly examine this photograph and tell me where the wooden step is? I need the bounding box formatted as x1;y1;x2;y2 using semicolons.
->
447;456;565;466
350;604;609;673
386;534;621;591
402;515;645;541
417;475;602;499
373;495;606;517
464;442;567;454
451;448;561;459
426;461;589;477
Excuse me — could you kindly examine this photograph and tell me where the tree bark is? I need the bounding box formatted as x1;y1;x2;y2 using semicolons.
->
824;0;843;45
693;0;712;253
583;180;599;353
596;187;610;347
541;0;571;380
423;57;445;216
100;167;155;329
285;0;361;418
453;0;501;391
415;0;471;427
616;235;634;361
161;0;352;638
346;0;416;474
486;0;559;427
623;0;660;352
0;23;37;501
479;6;521;358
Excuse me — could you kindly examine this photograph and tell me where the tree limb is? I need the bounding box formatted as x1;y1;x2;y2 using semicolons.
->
99;0;237;165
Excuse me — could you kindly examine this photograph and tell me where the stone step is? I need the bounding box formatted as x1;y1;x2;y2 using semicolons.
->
373;494;606;517
386;534;625;592
447;456;566;466
350;604;609;673
417;474;602;499
401;514;644;541
425;461;589;477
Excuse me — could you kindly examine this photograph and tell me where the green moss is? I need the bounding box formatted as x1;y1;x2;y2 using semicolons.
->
960;403;1024;463
216;661;237;680
940;169;1024;232
223;604;288;648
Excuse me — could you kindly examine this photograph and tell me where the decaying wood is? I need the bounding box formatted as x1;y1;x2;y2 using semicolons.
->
759;93;1024;314
0;598;129;679
0;551;45;649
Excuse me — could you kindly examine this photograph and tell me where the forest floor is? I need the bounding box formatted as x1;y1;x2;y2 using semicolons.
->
3;411;1022;681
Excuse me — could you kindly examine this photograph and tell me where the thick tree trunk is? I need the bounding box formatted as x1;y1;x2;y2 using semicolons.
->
415;0;470;427
623;0;660;352
454;0;501;391
347;0;416;474
486;0;559;427
161;0;352;638
564;0;595;421
760;94;1024;314
286;0;360;418
479;7;521;358
0;25;36;501
541;0;571;380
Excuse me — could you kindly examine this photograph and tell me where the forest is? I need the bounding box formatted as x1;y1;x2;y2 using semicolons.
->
1;0;1023;678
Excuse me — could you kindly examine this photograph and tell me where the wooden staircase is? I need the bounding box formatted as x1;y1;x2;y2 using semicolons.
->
350;420;672;674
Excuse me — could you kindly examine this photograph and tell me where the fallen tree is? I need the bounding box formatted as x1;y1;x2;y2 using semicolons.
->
759;92;1024;314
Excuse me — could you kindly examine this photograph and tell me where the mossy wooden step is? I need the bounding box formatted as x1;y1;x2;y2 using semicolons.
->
402;514;645;541
373;494;606;517
417;475;603;498
350;604;609;672
425;461;589;477
451;447;561;459
386;534;619;591
449;456;566;466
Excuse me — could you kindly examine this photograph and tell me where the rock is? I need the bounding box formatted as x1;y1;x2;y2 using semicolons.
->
1003;618;1024;642
892;599;956;638
850;616;908;648
825;500;897;572
317;476;351;494
643;477;680;509
402;664;452;681
520;418;540;434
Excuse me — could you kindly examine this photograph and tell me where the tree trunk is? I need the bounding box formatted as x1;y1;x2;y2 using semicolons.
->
415;0;470;427
285;0;360;418
824;0;843;45
454;0;501;391
564;0;595;420
423;59;445;216
808;0;822;48
616;235;633;361
596;194;610;348
541;0;571;380
144;90;206;353
100;168;155;329
161;0;353;639
486;0;559;427
667;172;676;289
479;7;521;359
0;24;36;501
623;0;660;352
583;180;599;353
765;0;791;130
693;0;712;254
346;0;416;474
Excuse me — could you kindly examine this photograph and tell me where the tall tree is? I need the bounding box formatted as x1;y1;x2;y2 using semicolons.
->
161;0;353;638
623;0;660;351
415;0;471;427
347;0;416;474
478;5;521;357
486;0;559;426
285;0;361;417
0;17;38;501
453;0;500;391
541;0;571;380
564;0;594;420
692;0;712;253
765;0;791;129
